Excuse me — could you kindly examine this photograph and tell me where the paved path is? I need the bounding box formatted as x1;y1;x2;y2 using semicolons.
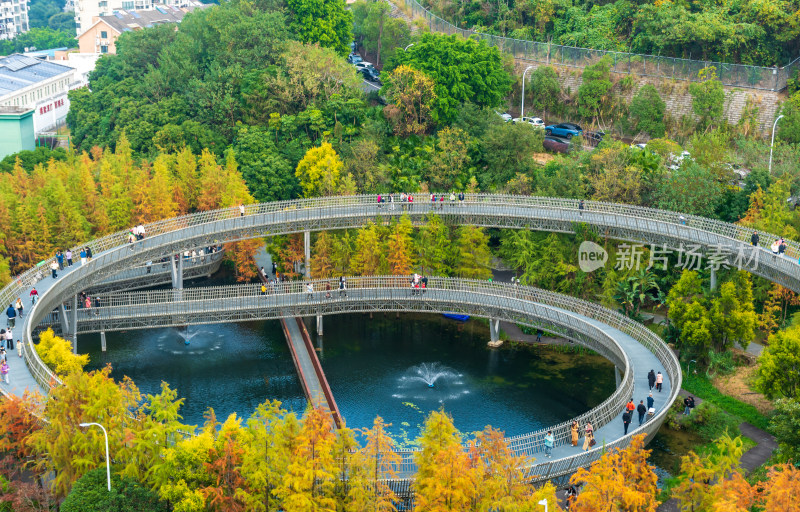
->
280;317;326;408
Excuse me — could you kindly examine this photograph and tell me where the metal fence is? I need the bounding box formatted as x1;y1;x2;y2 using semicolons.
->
402;0;794;91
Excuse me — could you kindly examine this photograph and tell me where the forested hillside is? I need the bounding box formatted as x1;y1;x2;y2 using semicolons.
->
419;0;800;65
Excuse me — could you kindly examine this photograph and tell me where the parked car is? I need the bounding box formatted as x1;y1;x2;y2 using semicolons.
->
545;123;582;138
359;67;381;83
513;116;545;128
585;130;605;146
355;61;374;71
668;150;692;170
350;41;358;53
495;111;513;122
543;136;571;154
630;143;647;150
347;53;363;65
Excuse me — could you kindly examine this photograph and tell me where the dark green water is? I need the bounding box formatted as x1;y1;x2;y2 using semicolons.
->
81;313;615;443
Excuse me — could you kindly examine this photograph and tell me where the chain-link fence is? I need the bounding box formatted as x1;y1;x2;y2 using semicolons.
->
404;0;793;91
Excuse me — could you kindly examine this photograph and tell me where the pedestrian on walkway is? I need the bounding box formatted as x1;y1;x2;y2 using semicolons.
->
260;284;267;296
647;369;656;390
1;360;8;384
94;296;101;316
622;410;631;434
272;261;277;276
56;251;64;270
0;330;5;350
449;192;455;206
306;282;314;299
66;249;73;266
582;423;594;451
751;231;759;247
439;194;444;209
377;194;382;209
544;431;554;458
626;399;636;414
239;203;245;217
5;304;15;328
0;348;6;362
637;400;647;425
6;336;13;350
325;282;332;299
389;194;394;210
339;277;347;297
458;192;464;206
50;260;59;279
647;392;654;411
570;420;579;446
80;248;87;265
84;296;92;316
4;329;11;350
578;199;584;216
29;287;38;305
779;238;786;257
656;371;663;392
408;194;413;211
86;246;93;261
536;329;543;343
15;298;23;319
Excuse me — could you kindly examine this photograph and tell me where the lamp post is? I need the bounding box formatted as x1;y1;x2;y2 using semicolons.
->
769;114;784;174
687;359;697;375
538;498;548;512
403;43;414;52
520;65;534;119
79;422;111;492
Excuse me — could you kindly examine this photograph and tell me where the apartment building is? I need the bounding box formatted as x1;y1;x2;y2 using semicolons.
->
76;4;202;54
0;54;77;132
0;0;29;41
73;0;201;35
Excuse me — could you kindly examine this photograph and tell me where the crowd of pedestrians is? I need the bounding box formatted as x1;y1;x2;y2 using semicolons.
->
376;192;466;211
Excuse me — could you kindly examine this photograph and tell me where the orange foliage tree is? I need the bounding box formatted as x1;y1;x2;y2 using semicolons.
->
570;434;659;512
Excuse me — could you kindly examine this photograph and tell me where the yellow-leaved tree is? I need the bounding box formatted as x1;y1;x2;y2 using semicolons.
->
35;329;88;377
295;142;355;198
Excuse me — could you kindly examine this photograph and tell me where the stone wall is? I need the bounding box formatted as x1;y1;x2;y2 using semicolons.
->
515;62;785;138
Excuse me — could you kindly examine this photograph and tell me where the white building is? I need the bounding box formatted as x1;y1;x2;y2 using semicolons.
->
0;54;77;133
72;0;200;35
0;0;30;40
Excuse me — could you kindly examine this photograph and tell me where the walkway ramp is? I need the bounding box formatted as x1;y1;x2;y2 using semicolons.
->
280;317;342;428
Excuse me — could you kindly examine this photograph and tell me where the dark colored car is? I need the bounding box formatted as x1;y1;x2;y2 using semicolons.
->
585;130;605;146
545;123;583;138
543;136;571;154
359;67;380;83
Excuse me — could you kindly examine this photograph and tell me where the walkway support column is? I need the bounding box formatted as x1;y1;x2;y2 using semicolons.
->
710;267;717;290
304;231;311;278
100;331;107;352
70;295;78;354
488;318;502;347
316;314;323;336
170;255;184;289
615;366;621;387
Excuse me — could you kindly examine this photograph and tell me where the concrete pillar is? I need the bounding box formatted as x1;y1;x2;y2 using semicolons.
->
710;267;717;290
316;314;323;336
615;366;621;387
59;304;70;337
100;331;107;352
177;254;184;289
488;318;502;347
70;295;78;354
304;231;311;278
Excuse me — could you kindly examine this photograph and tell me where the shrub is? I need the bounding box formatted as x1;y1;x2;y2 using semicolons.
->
629;85;666;138
61;468;167;512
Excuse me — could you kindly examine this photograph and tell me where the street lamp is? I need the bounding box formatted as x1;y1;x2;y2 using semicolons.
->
403;43;414;52
538;498;548;512
79;422;111;492
769;114;784;174
520;65;534;119
687;359;697;375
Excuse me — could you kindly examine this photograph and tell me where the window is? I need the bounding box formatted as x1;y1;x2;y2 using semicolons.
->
100;30;107;38
122;1;133;8
100;45;108;53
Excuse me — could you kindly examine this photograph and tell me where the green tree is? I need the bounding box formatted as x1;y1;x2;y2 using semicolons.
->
688;67;725;129
287;0;352;55
770;398;800;462
61;469;167;512
577;57;614;123
391;33;513;123
778;93;800;144
478;121;543;188
756;325;800;399
451;225;492;279
629;85;666;138
351;222;386;275
707;274;756;352
528;66;561;122
231;126;297;202
666;270;712;351
417;214;450;275
427;127;471;191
